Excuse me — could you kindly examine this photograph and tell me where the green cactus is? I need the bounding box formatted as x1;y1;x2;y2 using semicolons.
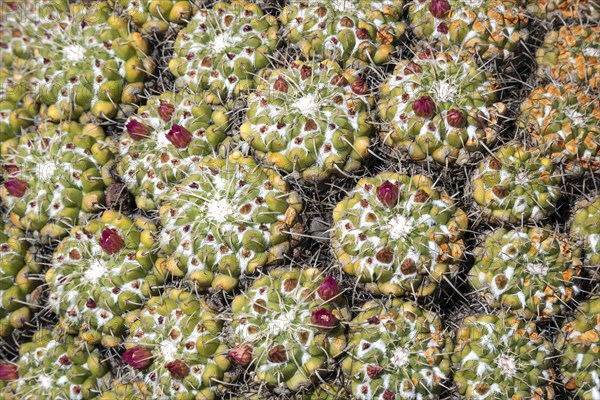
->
279;0;406;67
377;51;506;165
331;173;468;297
45;210;162;347
518;83;600;176
240;60;374;181
470;143;562;225
470;227;582;318
169;0;279;104
452;314;555;399
157;151;303;292
230;269;349;391
116;91;231;211
110;0;196;34
526;0;600;22
342;299;452;399
1;121;115;242
570;196;600;281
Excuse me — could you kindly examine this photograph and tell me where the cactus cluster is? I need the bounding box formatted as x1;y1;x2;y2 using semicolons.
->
570;196;600;281
110;0;196;35
526;0;600;23
378;51;505;165
116;91;230;211
332;173;468;296
240;60;374;181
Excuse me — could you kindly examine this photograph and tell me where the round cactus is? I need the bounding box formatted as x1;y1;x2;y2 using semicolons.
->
0;219;42;337
120;288;230;399
110;0;197;34
169;0;279;104
230;269;349;391
452;314;555;399
570;196;600;281
518;83;600;176
279;0;406;67
470;144;562;225
536;25;600;92
1;328;111;399
470;227;582;318
240;60;374;181
342;299;452;399
377;51;506;165
116;91;231;211
1;122;114;242
556;296;600;400
332;172;468;297
409;0;528;60
157;151;303;292
526;0;600;23
46;210;162;347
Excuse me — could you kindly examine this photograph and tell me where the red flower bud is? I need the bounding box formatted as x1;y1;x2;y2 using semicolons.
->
158;103;175;122
437;22;449;34
3;179;28;197
311;308;337;332
376;181;399;207
412;96;436;118
366;364;383;379
166;124;192;148
99;228;125;255
122;347;153;369
126;119;149;141
165;360;190;380
317;275;340;301
229;343;253;366
446;109;466;128
383;390;396;400
403;61;423;75
273;76;288;93
429;0;450;19
0;363;18;381
351;78;368;95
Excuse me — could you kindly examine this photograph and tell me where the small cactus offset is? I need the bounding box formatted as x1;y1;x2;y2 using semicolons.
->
110;0;197;34
570;196;600;281
46;210;162;347
116;91;230;211
470;143;562;225
342;299;452;399
230;269;349;391
169;0;279;104
332;173;468;297
279;0;406;67
158;151;303;292
452;314;555;399
240;60;374;181
1;122;115;242
470;227;582;318
377;51;506;165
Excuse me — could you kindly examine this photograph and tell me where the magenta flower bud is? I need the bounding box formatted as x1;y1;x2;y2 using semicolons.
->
311;308;337;332
4;179;28;197
0;363;18;381
166;124;192;148
123;347;153;369
429;0;450;19
376;181;399;207
126;119;149;141
446;109;466;128
229;343;253;366
158;103;175;122
99;228;125;255
412;96;436;118
165;360;190;379
317;275;340;301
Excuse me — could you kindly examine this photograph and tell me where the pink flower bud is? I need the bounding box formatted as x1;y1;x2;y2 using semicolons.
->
376;181;399;207
165;360;190;379
229;343;253;366
317;275;340;301
3;179;28;197
412;96;436;118
126;119;149;141
311;308;337;332
158;103;175;122
122;347;153;369
99;228;125;255
429;0;450;19
446;109;466;128
166;124;192;148
0;363;18;381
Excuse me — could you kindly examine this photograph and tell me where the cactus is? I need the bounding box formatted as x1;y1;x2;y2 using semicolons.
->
470;143;562;225
116;91;231;211
157;151;303;292
230;269;349;391
342;299;452;399
279;0;406;67
536;25;600;92
377;51;506;165
470;227;582;318
332;173;468;297
570;196;600;282
1;122;115;242
452;314;555;399
517;83;600;176
526;0;600;23
45;210;162;347
169;0;279;104
240;60;374;181
110;0;197;35
409;0;528;60
556;296;600;400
